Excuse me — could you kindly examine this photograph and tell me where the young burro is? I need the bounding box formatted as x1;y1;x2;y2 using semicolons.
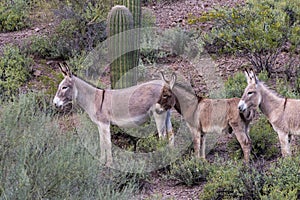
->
172;83;254;162
238;69;300;157
53;63;177;166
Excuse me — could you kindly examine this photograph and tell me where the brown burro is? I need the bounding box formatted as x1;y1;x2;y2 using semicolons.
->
53;63;177;166
239;69;300;157
172;83;254;162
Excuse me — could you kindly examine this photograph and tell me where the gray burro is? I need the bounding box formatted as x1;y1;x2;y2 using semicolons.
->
239;69;300;157
53;63;177;166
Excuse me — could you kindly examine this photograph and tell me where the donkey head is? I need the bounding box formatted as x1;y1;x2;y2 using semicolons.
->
238;69;261;113
53;63;76;108
155;72;177;113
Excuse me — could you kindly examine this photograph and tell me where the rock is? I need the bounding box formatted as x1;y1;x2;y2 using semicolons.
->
33;69;42;77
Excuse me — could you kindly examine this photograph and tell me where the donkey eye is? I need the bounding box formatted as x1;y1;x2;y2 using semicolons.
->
247;91;254;95
62;86;68;90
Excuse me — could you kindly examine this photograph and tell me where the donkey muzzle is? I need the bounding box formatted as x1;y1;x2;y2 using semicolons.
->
53;96;64;108
238;101;247;112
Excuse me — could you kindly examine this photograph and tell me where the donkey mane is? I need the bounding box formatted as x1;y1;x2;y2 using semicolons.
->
173;82;200;115
259;81;284;99
174;82;204;102
258;81;293;113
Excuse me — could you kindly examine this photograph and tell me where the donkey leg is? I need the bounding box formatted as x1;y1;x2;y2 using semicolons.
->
165;110;174;146
188;124;201;158
231;124;251;162
153;111;167;139
98;126;106;164
277;130;291;157
98;123;112;166
200;133;206;159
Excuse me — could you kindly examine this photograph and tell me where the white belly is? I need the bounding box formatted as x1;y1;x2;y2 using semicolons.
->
111;114;150;128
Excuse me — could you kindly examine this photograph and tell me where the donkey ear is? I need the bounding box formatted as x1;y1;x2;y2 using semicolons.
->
249;69;258;84
159;71;167;82
244;69;252;84
59;62;72;78
170;73;177;90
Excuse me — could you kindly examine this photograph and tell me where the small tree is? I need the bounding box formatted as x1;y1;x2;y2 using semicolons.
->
196;0;300;76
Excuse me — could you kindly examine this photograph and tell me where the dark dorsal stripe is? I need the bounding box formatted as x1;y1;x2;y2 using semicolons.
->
100;89;105;111
283;97;288;111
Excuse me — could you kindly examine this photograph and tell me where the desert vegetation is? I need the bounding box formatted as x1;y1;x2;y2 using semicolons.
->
0;0;299;199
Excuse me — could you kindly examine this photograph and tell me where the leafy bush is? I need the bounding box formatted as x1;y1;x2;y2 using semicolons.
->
136;134;169;152
0;45;33;100
25;0;108;59
261;156;300;199
196;0;300;75
0;0;30;32
162;28;193;56
25;36;56;58
142;7;156;28
225;72;248;98
276;77;300;98
169;157;210;187
201;160;266;200
200;157;300;199
140;27;170;64
0;93;141;199
228;116;280;160
200;161;243;199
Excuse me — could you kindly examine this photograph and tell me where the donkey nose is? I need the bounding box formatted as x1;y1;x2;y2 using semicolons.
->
53;102;59;108
53;97;62;108
238;104;246;112
238;105;244;112
238;101;246;112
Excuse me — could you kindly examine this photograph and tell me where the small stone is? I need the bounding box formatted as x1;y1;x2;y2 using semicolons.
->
33;70;42;77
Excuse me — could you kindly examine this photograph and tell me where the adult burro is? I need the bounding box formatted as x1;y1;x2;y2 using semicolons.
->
238;69;300;157
172;83;255;162
53;63;177;166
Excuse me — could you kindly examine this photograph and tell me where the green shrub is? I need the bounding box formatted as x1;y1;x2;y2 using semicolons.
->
25;36;55;58
276;78;300;98
0;45;33;100
0;93;140;199
25;1;108;59
228;116;280;160
53;1;109;55
200;161;243;199
169;157;210;187
200;156;300;199
261;156;300;199
140;28;170;64
225;72;248;98
250;116;281;160
0;0;30;32
162;28;193;56
201;160;266;200
195;0;300;75
141;7;156;28
136;134;169;153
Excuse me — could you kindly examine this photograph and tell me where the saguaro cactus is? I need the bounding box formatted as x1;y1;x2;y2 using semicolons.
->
123;0;141;68
123;0;141;29
108;5;136;89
